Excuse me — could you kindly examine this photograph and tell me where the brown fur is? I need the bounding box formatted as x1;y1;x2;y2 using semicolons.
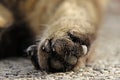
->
0;0;109;72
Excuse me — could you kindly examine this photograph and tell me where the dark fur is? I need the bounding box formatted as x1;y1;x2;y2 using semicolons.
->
0;0;35;59
0;22;34;59
0;0;41;71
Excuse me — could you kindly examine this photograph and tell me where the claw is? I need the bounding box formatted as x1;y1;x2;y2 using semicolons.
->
42;40;51;53
81;45;88;55
52;48;55;52
42;46;45;50
26;45;37;56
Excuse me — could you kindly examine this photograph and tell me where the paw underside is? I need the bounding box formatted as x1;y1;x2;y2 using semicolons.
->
27;31;91;72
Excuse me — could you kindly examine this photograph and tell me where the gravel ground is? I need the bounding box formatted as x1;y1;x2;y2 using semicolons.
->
0;9;120;80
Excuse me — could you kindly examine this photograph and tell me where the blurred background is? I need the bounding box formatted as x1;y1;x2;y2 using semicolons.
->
96;0;120;58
